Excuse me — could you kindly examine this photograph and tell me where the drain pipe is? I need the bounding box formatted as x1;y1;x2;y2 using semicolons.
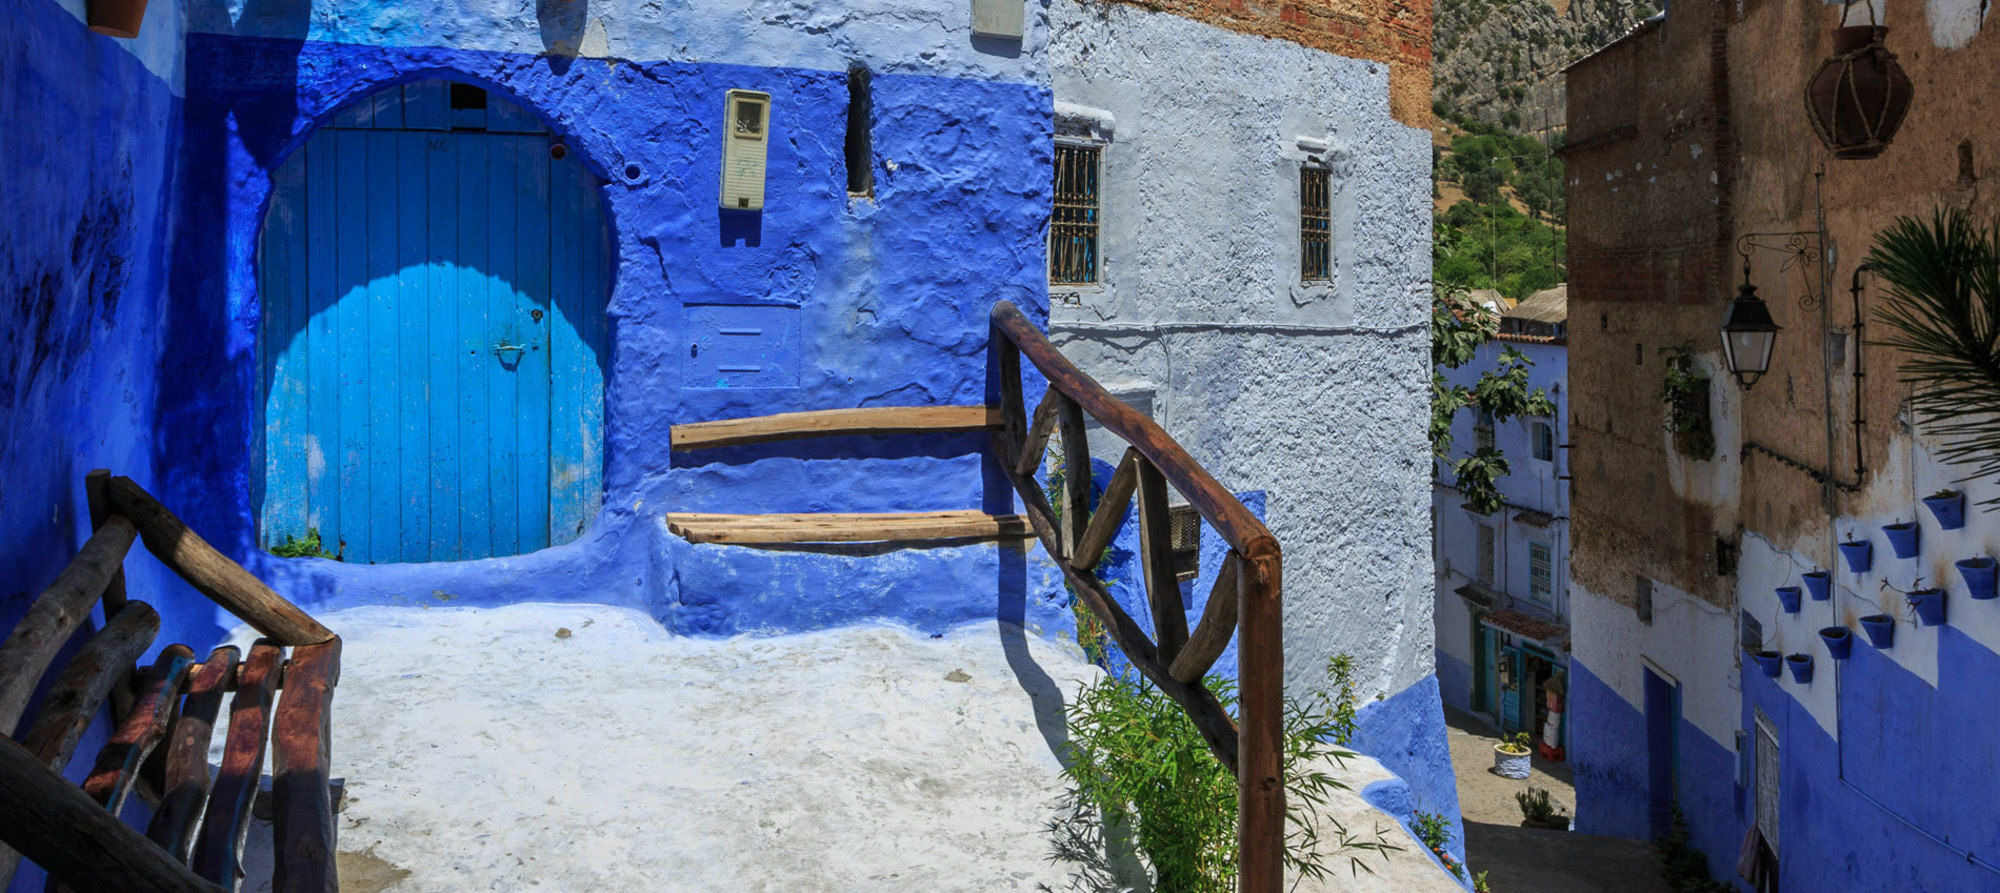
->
1848;262;1877;485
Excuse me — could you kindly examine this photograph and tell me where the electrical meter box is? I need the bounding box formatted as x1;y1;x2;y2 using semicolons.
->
971;0;1024;39
720;90;771;211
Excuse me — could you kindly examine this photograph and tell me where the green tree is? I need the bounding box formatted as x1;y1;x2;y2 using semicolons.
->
1432;289;1555;514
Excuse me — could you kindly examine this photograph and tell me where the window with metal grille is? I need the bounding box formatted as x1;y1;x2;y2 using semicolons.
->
1528;541;1552;602
1476;524;1496;584
1300;166;1331;281
1169;504;1201;581
1475;408;1496;453
1532;421;1554;461
1050;143;1101;285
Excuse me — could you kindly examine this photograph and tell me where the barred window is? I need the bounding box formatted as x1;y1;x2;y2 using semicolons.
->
1169;504;1201;581
1301;166;1331;281
1051;143;1101;285
1475;408;1495;452
1529;541;1552;602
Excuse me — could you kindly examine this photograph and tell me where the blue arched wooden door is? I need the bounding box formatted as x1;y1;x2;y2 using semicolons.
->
258;80;609;564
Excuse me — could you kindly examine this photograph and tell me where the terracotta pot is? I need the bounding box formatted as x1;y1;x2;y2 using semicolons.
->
88;0;149;37
1805;26;1913;160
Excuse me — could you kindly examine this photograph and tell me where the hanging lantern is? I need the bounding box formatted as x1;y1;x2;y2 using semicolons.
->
1804;5;1913;160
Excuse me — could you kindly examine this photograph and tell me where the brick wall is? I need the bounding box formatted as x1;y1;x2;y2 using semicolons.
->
1099;0;1434;126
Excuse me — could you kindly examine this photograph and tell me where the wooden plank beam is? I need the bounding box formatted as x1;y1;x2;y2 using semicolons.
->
147;648;239;861
271;639;341;893
0;735;223;893
993;435;1240;773
105;476;335;646
0;516;139;736
1069;448;1138;572
0;602;160;886
1235;553;1286;893
80;645;194;815
1013;392;1061;478
664;511;1032;545
1055;392;1092;562
192;642;282;888
670;406;1003;451
1135;458;1189;662
1169;551;1240;684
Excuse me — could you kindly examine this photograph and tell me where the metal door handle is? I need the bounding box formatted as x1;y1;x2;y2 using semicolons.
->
494;342;527;356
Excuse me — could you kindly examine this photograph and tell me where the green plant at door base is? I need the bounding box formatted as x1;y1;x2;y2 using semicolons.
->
269;528;337;560
1041;657;1399;891
1655;808;1732;892
1516;785;1567;823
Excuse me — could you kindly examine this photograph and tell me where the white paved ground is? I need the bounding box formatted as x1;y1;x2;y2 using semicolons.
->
216;604;1452;892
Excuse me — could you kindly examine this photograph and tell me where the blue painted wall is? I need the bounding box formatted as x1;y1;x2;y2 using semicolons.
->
1350;675;1468;873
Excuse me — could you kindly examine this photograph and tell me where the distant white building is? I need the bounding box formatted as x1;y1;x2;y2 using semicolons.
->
1434;286;1570;758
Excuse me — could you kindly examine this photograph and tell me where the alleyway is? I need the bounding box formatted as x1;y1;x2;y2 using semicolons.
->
1446;706;1670;893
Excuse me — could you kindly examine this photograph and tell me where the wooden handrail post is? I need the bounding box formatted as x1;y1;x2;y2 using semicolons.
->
1055;392;1093;561
995;334;1027;466
1236;554;1285;893
1134;458;1189;662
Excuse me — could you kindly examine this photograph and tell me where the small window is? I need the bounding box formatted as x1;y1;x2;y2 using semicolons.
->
1477;525;1496;584
844;66;873;197
1169;504;1201;581
1529;541;1553;602
1475;408;1496;453
1637;575;1654;624
1532;421;1554;461
1300;166;1331;281
1051;143;1101;285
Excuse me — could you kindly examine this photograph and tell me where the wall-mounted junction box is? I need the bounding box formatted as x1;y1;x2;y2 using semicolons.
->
720;89;771;211
971;0;1024;39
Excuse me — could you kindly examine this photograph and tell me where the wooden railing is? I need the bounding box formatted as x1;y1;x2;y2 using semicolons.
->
0;472;340;892
988;301;1285;891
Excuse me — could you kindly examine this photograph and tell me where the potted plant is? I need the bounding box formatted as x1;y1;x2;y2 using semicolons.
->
1958;556;1997;601
1516;785;1571;830
1751;649;1784;678
1883;520;1921;559
1906;588;1947;626
1493;731;1532;780
1803;570;1833;601
1776;585;1803;614
1785;653;1814;684
1861;613;1896;649
1820;625;1853;660
1840;536;1874;573
1924;488;1967;530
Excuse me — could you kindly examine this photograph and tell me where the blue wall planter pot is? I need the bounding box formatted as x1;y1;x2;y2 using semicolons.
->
1786;653;1815;684
1957;557;1997;600
1883;522;1921;559
1752;649;1785;677
1840;540;1874;573
1821;626;1853;660
1907;589;1947;626
1803;570;1832;601
1776;586;1803;614
1861;614;1897;648
1923;491;1967;530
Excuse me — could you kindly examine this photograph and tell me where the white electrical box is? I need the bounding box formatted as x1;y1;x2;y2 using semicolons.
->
720;89;771;211
971;0;1024;39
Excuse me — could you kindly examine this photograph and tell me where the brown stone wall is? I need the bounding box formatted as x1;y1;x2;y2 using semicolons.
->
1566;0;2000;611
1095;0;1434;126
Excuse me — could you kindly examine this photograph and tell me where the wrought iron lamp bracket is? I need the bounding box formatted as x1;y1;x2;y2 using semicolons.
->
1736;231;1826;310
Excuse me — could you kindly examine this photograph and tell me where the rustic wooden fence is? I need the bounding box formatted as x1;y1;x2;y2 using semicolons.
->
989;300;1286;891
0;471;340;892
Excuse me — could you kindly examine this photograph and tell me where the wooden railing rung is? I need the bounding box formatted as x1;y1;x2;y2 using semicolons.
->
147;647;239;862
80;645;194;815
0;736;223;893
84;471;130;619
1135;458;1190;662
1055;392;1093;561
192;642;282;887
271;639;342;893
1070;448;1140;571
0;601;161;887
1013;391;1062;478
1170;552;1241;684
106;477;335;647
996;339;1027;463
0;516;139;736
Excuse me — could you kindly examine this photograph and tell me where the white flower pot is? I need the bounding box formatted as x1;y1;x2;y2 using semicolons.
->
1494;744;1532;780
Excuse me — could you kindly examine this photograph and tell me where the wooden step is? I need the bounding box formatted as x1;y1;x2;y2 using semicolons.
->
670;406;1003;451
665;511;1033;545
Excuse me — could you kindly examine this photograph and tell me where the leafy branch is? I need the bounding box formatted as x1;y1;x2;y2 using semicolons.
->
1867;209;2000;509
1433;288;1556;514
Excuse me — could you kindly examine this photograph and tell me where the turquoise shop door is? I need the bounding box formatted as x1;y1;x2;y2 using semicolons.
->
258;81;609;564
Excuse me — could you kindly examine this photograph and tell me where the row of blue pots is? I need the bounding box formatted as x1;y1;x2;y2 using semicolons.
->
1752;650;1816;684
1776;556;1997;615
1835;491;1973;571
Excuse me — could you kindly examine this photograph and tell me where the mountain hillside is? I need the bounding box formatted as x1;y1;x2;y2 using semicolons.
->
1434;0;1663;136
